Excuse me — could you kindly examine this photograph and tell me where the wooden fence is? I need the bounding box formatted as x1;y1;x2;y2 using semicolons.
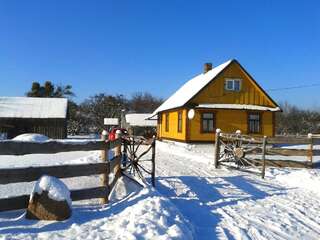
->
214;131;320;178
0;137;122;212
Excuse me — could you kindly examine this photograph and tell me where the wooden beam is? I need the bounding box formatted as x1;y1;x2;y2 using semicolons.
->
0;163;108;184
0;140;107;155
266;148;309;156
267;137;311;145
0;187;108;212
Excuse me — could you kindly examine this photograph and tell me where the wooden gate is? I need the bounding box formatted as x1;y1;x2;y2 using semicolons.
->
214;131;267;178
213;130;317;179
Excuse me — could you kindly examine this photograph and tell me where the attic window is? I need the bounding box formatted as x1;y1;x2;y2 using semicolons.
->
225;79;241;91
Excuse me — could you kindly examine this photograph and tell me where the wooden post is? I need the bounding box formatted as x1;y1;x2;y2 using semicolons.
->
122;137;128;168
151;136;156;187
214;129;221;168
101;130;109;204
308;133;313;165
261;136;267;179
115;130;122;157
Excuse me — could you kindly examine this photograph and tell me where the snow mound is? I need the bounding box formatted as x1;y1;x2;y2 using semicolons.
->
31;175;72;206
107;188;193;239
274;169;320;196
109;175;143;201
13;133;50;142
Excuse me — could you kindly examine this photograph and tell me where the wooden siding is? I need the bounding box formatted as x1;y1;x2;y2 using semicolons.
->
158;109;187;141
189;61;277;107
0;118;67;139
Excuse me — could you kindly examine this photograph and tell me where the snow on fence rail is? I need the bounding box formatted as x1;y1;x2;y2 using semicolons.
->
0;138;122;212
214;131;319;178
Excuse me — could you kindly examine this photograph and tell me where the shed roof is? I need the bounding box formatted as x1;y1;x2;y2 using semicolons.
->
125;113;157;127
0;97;68;119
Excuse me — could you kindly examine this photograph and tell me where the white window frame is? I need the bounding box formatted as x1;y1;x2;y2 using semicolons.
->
225;78;242;91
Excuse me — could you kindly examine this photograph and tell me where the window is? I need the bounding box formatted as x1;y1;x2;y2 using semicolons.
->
225;79;241;91
165;113;169;132
201;112;215;133
178;111;182;133
248;113;261;133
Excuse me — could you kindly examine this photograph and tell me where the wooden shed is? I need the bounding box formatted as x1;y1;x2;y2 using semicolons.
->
149;59;281;143
0;97;68;139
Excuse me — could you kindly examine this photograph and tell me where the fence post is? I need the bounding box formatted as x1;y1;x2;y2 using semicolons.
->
214;129;221;168
115;130;122;157
151;135;156;187
261;136;267;179
308;133;313;165
122;137;128;168
101;130;109;204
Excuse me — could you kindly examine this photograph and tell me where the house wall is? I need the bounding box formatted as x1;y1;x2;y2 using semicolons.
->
158;109;187;141
0;118;67;139
190;61;277;107
188;109;274;142
158;109;274;142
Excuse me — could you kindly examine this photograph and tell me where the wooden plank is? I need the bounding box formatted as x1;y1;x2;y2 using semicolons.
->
250;159;312;168
0;187;108;212
266;148;309;156
313;149;320;156
0;163;108;184
220;135;263;144
110;155;121;172
109;138;122;150
109;167;122;194
0;140;106;155
0;194;29;211
71;187;107;201
267;137;311;145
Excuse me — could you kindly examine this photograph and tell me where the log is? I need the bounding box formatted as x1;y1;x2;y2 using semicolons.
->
0;163;108;184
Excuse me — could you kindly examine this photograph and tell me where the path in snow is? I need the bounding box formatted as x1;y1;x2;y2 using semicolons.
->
154;141;320;240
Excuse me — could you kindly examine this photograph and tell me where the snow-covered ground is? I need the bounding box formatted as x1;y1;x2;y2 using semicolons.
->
1;139;320;239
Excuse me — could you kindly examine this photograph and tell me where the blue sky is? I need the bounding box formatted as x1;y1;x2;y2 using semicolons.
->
0;0;319;108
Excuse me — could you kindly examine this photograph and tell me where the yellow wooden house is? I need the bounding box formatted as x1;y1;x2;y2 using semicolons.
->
149;59;281;142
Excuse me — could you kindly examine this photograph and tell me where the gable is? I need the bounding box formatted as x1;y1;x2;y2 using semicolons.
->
189;60;278;108
149;60;233;118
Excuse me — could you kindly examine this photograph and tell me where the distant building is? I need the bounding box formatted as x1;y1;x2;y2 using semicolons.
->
149;59;281;142
125;113;157;137
0;97;68;139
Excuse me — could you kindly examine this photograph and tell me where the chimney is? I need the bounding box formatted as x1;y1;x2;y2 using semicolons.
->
204;63;212;73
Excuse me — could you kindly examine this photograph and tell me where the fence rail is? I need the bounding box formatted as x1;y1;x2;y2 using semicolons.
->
0;137;123;212
215;131;319;178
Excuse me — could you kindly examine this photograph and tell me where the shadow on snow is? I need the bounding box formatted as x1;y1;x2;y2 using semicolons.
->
156;175;287;240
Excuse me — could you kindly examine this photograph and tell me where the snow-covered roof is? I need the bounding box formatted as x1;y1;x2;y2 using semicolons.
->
125;113;157;127
0;97;68;119
197;104;281;112
149;60;233;118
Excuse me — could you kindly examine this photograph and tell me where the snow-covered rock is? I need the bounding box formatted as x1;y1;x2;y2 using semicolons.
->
12;133;50;142
26;175;72;221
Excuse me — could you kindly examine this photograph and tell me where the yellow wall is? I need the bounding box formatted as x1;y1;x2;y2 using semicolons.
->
158;109;187;141
190;61;277;107
188;110;274;141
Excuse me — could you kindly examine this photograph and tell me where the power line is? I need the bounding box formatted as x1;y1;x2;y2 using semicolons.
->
266;83;320;92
